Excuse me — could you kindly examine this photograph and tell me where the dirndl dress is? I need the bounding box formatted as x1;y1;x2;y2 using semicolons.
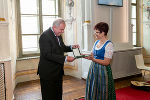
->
85;40;116;100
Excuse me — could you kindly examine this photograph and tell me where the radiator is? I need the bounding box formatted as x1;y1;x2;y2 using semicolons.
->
0;63;6;100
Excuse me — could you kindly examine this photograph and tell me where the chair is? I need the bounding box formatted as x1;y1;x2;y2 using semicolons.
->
135;54;150;77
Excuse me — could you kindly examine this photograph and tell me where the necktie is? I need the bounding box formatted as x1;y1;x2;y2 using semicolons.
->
56;36;61;46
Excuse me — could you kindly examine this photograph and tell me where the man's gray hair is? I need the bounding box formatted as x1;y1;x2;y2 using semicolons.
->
52;18;65;27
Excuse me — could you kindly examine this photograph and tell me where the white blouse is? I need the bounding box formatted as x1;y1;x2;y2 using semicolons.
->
92;40;114;59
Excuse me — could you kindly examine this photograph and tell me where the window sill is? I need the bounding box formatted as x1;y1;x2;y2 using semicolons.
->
17;56;40;61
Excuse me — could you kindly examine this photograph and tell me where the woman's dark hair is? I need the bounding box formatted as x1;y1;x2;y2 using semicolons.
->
94;22;109;36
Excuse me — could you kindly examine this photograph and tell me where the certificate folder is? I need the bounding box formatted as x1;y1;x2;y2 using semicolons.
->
72;48;90;59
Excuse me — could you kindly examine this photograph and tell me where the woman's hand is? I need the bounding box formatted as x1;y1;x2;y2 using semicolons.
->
84;53;95;61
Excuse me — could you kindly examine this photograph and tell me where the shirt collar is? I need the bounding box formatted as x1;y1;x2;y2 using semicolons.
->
51;27;57;37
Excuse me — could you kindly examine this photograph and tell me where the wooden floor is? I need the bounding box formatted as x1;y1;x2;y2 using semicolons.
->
14;75;150;100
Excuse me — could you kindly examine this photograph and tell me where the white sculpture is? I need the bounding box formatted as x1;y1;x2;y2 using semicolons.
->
147;7;150;19
67;0;74;7
65;0;76;28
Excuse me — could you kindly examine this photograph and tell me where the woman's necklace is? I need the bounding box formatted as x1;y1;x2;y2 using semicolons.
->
96;41;103;48
101;41;104;44
96;40;107;48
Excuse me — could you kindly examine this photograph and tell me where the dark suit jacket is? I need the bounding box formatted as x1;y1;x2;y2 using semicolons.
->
37;27;72;80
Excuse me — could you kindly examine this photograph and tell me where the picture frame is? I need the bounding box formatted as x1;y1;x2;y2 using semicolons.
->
98;0;123;7
72;48;90;59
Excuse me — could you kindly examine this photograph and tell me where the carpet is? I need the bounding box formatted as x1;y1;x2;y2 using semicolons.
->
74;97;84;100
75;86;150;100
116;86;150;100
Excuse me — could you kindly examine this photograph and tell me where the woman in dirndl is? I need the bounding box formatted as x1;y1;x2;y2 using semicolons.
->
84;22;116;100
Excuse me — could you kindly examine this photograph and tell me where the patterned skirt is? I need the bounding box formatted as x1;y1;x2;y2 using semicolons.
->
85;62;116;100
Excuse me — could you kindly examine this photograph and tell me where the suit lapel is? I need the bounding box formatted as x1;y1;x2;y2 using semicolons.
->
49;28;61;47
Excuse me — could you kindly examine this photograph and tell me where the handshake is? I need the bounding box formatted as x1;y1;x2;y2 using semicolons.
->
67;44;91;62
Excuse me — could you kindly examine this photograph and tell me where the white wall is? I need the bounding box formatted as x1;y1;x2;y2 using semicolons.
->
0;25;10;58
142;0;150;63
0;0;10;59
91;0;133;50
64;0;83;78
0;0;14;99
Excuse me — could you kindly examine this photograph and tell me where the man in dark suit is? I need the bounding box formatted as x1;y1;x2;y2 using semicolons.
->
37;18;79;100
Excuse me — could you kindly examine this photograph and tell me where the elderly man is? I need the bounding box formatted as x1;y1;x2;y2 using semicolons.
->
37;18;79;100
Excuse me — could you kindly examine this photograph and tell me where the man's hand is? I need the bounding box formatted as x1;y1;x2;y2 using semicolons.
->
67;56;75;62
72;44;80;49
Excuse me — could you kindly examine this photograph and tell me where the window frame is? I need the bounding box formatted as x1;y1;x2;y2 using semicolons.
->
130;0;140;47
131;0;137;46
17;0;61;57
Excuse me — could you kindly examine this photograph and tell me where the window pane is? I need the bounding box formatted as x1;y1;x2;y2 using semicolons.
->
56;0;58;15
21;15;39;34
131;0;136;3
42;16;58;31
22;35;39;52
20;0;38;14
133;33;136;45
131;19;136;32
131;6;136;18
19;0;59;55
42;0;58;15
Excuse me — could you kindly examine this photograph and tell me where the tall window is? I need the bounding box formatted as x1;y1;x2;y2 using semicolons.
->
131;0;137;45
18;0;59;57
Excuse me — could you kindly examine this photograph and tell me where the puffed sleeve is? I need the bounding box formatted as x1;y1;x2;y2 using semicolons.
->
104;42;114;59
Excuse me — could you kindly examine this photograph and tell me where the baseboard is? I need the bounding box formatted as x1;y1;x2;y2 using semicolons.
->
15;69;37;79
114;73;142;82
